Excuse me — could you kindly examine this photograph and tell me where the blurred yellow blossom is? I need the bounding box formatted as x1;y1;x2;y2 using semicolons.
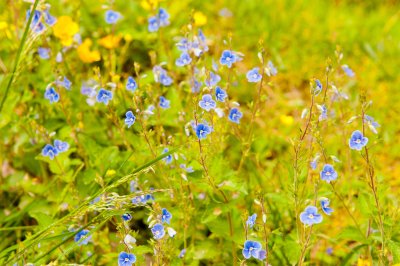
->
193;11;207;26
280;115;294;125
0;21;7;30
77;39;101;63
99;35;121;49
53;16;79;46
357;258;371;266
141;0;164;10
106;169;116;177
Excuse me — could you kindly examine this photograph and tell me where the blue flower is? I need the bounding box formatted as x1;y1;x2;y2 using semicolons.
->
177;38;191;51
42;144;58;160
74;229;91;246
158;8;170;26
43;9;57;26
191;79;202;93
161;208;172;224
300;206;323;225
160;73;173;86
151;223;165;240
125;111;136;128
126;76;137;92
44;87;59;103
148;16;159;32
118;251;136;266
162;148;173;164
342;64;355;77
153;66;173;86
54;140;69;153
320;164;338;183
220;50;238;68
255;249;267;260
105;10;121;24
56;76;71;90
246;213;257;229
27;9;41;27
205;71;221;87
122;213;132;221
228;108;243;124
175;52;192;67
310;154;320;170
318;104;327;121
38;47;50;59
215;87;227;102
242;240;262;259
313;79;323;96
364;115;380;134
246;67;262;82
195;123;212;139
320;198;333;215
97;88;113;105
349;130;368;151
266;60;278;76
179;249;186;258
159;96;170;109
199;94;216;111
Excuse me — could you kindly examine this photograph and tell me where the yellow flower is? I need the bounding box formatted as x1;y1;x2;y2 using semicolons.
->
77;39;101;63
280;115;294;126
53;16;79;46
357;258;371;266
98;34;121;49
193;11;207;26
105;169;116;177
140;0;163;10
0;21;7;31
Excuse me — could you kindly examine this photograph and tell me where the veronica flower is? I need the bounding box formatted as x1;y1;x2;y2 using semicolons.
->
125;111;136;128
44;87;59;103
122;213;132;221
148;16;159;32
320;198;333;215
38;47;50;59
175;52;192;67
26;9;45;33
242;240;262;259
205;71;221;87
191;79;202;93
265;60;278;76
118;252;136;266
153;66;173;86
364;115;380;134
159;96;170;109
300;206;323;225
320;164;338;183
105;10;121;24
162;148;173;164
161;208;172;224
341;64;355;77
56;76;71;90
349;130;368;150
313;79;323;96
318;104;327;121
310;153;320;170
215;87;227;102
43;9;57;26
179;249;186;258
74;229;91;246
246;67;262;82
246;213;257;229
177;38;191;51
158;8;170;26
97;88;113;105
199;94;216;111
228;108;243;124
42;144;58;160
196;123;212;139
220;50;240;68
126;76;137;92
167;227;176;237
180;164;194;173
151;223;165;240
54;140;69;153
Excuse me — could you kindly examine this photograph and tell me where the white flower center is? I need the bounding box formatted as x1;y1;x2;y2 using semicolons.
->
308;214;314;219
356;139;361;144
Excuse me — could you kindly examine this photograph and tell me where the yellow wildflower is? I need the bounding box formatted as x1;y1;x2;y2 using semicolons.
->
77;39;101;63
53;16;79;46
357;258;371;266
280;115;294;126
105;169;116;177
141;0;163;10
98;34;121;49
193;11;207;26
